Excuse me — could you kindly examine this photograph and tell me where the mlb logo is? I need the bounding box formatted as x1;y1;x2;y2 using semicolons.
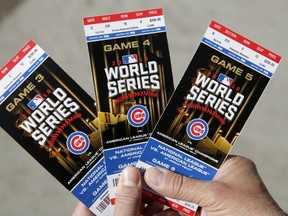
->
28;94;44;110
217;73;233;86
122;54;138;64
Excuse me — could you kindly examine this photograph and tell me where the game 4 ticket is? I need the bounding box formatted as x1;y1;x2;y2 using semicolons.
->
83;8;174;205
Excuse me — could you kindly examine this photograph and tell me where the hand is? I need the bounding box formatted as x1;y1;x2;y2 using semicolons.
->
144;155;287;216
113;166;143;215
114;166;164;216
73;156;287;216
72;167;164;216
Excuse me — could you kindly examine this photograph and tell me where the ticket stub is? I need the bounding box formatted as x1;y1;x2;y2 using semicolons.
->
137;20;281;215
0;40;112;215
83;8;174;204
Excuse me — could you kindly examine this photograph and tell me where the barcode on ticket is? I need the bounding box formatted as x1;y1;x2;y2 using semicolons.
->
112;178;120;187
96;193;110;213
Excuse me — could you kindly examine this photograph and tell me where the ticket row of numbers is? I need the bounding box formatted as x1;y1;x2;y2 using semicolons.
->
83;8;166;41
0;40;47;104
203;21;281;77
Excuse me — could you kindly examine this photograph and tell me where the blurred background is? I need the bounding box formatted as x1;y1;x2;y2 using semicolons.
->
0;0;287;215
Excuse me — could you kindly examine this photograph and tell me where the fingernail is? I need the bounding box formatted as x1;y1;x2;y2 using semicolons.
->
146;168;165;186
122;167;140;187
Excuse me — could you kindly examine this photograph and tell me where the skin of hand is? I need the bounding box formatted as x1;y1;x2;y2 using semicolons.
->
72;156;287;216
114;166;164;216
144;155;287;216
72;166;164;216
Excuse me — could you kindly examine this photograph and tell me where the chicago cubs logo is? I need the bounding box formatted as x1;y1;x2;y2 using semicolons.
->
127;105;149;127
186;119;209;140
66;131;90;155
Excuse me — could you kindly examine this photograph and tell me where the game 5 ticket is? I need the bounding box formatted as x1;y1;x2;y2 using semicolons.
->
137;20;281;215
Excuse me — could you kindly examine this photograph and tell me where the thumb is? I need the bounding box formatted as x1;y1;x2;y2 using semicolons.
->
144;167;219;207
114;167;142;216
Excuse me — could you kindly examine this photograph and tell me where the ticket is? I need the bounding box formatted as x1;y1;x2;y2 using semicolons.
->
136;20;281;215
83;8;174;205
0;40;112;215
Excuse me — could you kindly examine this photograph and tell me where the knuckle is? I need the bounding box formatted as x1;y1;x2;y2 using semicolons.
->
165;173;191;199
234;156;257;170
116;192;140;206
196;182;224;206
168;173;224;204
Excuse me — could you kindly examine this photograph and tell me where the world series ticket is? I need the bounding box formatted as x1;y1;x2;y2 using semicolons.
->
137;20;281;215
0;41;112;215
83;8;174;205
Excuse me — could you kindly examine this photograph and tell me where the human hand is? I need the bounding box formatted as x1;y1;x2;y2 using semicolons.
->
144;155;287;216
73;156;286;216
113;166;164;216
72;166;164;216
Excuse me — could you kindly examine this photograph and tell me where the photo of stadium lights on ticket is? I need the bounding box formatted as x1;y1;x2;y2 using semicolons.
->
0;41;113;215
83;8;174;207
137;20;281;215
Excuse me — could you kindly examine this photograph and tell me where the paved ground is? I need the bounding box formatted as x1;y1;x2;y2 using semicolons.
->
0;0;287;215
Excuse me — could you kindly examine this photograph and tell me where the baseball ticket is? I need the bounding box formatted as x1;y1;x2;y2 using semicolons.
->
137;20;281;215
83;8;174;205
0;41;112;215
